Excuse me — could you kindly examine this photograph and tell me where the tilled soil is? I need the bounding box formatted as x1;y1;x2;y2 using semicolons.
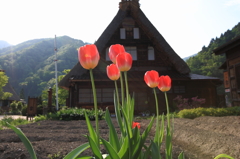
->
0;116;239;159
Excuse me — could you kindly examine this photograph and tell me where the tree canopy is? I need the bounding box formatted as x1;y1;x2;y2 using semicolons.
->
0;71;12;100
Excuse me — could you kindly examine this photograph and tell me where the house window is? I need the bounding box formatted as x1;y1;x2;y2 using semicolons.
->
79;88;114;103
102;88;114;102
106;47;110;61
125;46;137;60
174;86;185;93
133;28;139;39
120;28;126;39
148;47;154;60
79;89;91;103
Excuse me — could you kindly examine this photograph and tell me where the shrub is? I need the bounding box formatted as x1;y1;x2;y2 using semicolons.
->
177;106;240;119
10;101;18;114
17;102;23;112
21;105;27;116
37;105;44;115
0;116;30;129
34;115;47;122
174;95;205;110
34;107;106;121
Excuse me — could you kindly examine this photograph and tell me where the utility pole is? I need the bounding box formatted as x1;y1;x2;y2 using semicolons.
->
54;35;59;110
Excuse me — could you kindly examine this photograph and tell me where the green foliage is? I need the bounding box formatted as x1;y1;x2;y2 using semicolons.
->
37;105;44;115
0;71;12;99
33;107;106;121
55;107;106;121
0;116;30;129
10;101;23;115
0;36;86;99
22;105;27;116
42;69;70;107
34;115;47;122
177;106;240;119
48;152;65;159
186;22;240;94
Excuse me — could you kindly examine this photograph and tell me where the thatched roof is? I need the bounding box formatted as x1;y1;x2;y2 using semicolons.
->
59;0;193;89
2;82;20;101
95;1;190;74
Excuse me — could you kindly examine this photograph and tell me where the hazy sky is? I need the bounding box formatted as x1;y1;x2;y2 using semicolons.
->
1;0;240;58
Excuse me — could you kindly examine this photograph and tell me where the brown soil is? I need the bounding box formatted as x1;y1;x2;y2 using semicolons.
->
0;116;239;159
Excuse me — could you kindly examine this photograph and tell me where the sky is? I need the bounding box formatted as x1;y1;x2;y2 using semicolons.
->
0;0;240;58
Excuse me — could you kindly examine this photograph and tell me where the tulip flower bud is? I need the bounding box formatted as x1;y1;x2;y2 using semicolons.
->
116;52;132;72
144;70;159;88
109;44;125;64
106;64;120;81
132;122;140;129
158;75;171;92
78;44;100;70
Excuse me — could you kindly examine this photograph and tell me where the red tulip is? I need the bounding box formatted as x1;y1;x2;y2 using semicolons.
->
109;44;125;64
116;52;132;72
158;75;171;92
132;122;140;129
144;70;159;88
106;64;120;81
78;44;100;70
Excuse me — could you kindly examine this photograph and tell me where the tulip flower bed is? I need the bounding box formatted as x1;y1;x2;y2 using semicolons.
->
0;116;239;159
3;44;236;159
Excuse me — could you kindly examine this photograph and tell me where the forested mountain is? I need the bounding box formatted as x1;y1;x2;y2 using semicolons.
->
186;22;240;93
183;53;197;61
0;40;11;49
0;36;87;100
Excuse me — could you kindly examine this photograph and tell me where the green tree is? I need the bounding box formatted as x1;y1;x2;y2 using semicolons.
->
41;69;70;107
0;71;12;99
19;88;25;100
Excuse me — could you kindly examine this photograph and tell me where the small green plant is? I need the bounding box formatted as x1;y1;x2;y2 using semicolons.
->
48;152;64;159
0;116;30;130
177;106;240;119
34;115;47;122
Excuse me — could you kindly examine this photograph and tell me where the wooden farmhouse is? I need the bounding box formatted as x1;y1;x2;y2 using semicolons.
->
213;35;240;106
59;0;222;114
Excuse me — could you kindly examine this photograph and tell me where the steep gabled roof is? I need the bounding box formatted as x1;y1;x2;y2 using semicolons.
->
95;0;190;74
59;1;191;89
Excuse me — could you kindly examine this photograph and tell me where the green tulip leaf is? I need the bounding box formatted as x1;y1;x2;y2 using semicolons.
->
6;122;37;159
87;136;103;159
101;138;120;159
105;110;120;151
118;137;129;158
63;142;90;159
132;116;154;159
85;112;98;144
214;154;234;159
151;141;161;159
178;152;185;159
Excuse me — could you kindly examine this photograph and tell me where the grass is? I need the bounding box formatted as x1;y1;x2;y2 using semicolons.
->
0;116;31;130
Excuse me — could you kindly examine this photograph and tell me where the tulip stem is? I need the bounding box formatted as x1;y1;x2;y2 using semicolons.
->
124;71;131;121
124;71;129;104
89;69;99;147
114;81;120;108
164;91;172;159
164;92;170;129
153;87;159;146
114;80;125;136
120;72;124;106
